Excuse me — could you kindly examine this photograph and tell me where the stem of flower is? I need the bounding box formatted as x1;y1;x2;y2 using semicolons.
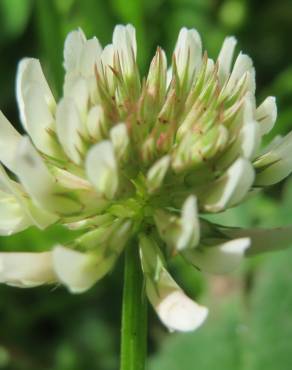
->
120;241;147;370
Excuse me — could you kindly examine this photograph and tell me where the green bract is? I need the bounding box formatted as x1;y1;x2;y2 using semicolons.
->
0;24;292;332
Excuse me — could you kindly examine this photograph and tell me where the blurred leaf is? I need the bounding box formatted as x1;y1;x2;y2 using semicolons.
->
164;7;225;58
0;346;10;368
149;298;244;370
268;66;292;99
261;66;292;138
244;248;292;370
110;0;143;23
0;0;32;40
54;342;78;370
205;193;279;228
62;0;113;43
169;0;212;11
53;0;75;15
219;0;247;31
150;247;292;370
34;0;64;96
109;0;149;69
0;225;81;252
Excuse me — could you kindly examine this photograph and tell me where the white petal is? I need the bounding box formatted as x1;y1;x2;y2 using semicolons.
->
174;28;202;86
246;68;256;94
52;246;106;293
255;132;292;167
166;67;172;88
0;111;21;172
146;155;170;193
85;140;118;199
63;31;101;103
177;196;200;250
0;252;55;287
0;165;21;194
53;168;92;190
156;289;208;332
112;24;137;77
63;29;86;72
254;132;292;185
56;97;84;164
217;36;237;84
202;158;255;212
24;201;59;229
86;105;104;140
256;158;292;186
14;137;80;214
16;58;55;130
65;214;114;230
139;234;208;332
155;196;200;252
183;238;250;274
110;123;129;162
256;96;277;135
0;164;57;229
63;77;89;125
99;44;115;93
100;44;114;67
154;210;181;252
67;221;130;273
230;52;253;81
225;52;253;93
0;192;31;235
219;96;259;167
80;37;102;77
239;96;260;159
125;24;137;57
146;47;167;100
222;226;292;256
258;135;282;156
22;83;60;156
240;120;260;159
15;137;56;201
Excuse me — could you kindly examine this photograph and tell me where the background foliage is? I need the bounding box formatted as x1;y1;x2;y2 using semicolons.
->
0;0;292;369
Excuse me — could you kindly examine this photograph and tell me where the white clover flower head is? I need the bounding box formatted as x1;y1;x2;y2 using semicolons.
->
0;24;291;332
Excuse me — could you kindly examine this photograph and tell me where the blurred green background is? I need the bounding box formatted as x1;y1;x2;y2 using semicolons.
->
0;0;292;369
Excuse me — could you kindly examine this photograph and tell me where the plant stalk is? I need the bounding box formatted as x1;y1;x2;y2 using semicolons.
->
120;241;147;370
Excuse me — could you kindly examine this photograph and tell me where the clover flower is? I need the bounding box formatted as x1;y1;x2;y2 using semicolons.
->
1;24;292;332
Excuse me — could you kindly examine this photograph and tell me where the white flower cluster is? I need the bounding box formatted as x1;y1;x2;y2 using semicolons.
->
0;24;292;332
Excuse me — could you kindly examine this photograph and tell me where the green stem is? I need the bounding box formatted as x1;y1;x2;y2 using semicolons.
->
120;241;147;370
